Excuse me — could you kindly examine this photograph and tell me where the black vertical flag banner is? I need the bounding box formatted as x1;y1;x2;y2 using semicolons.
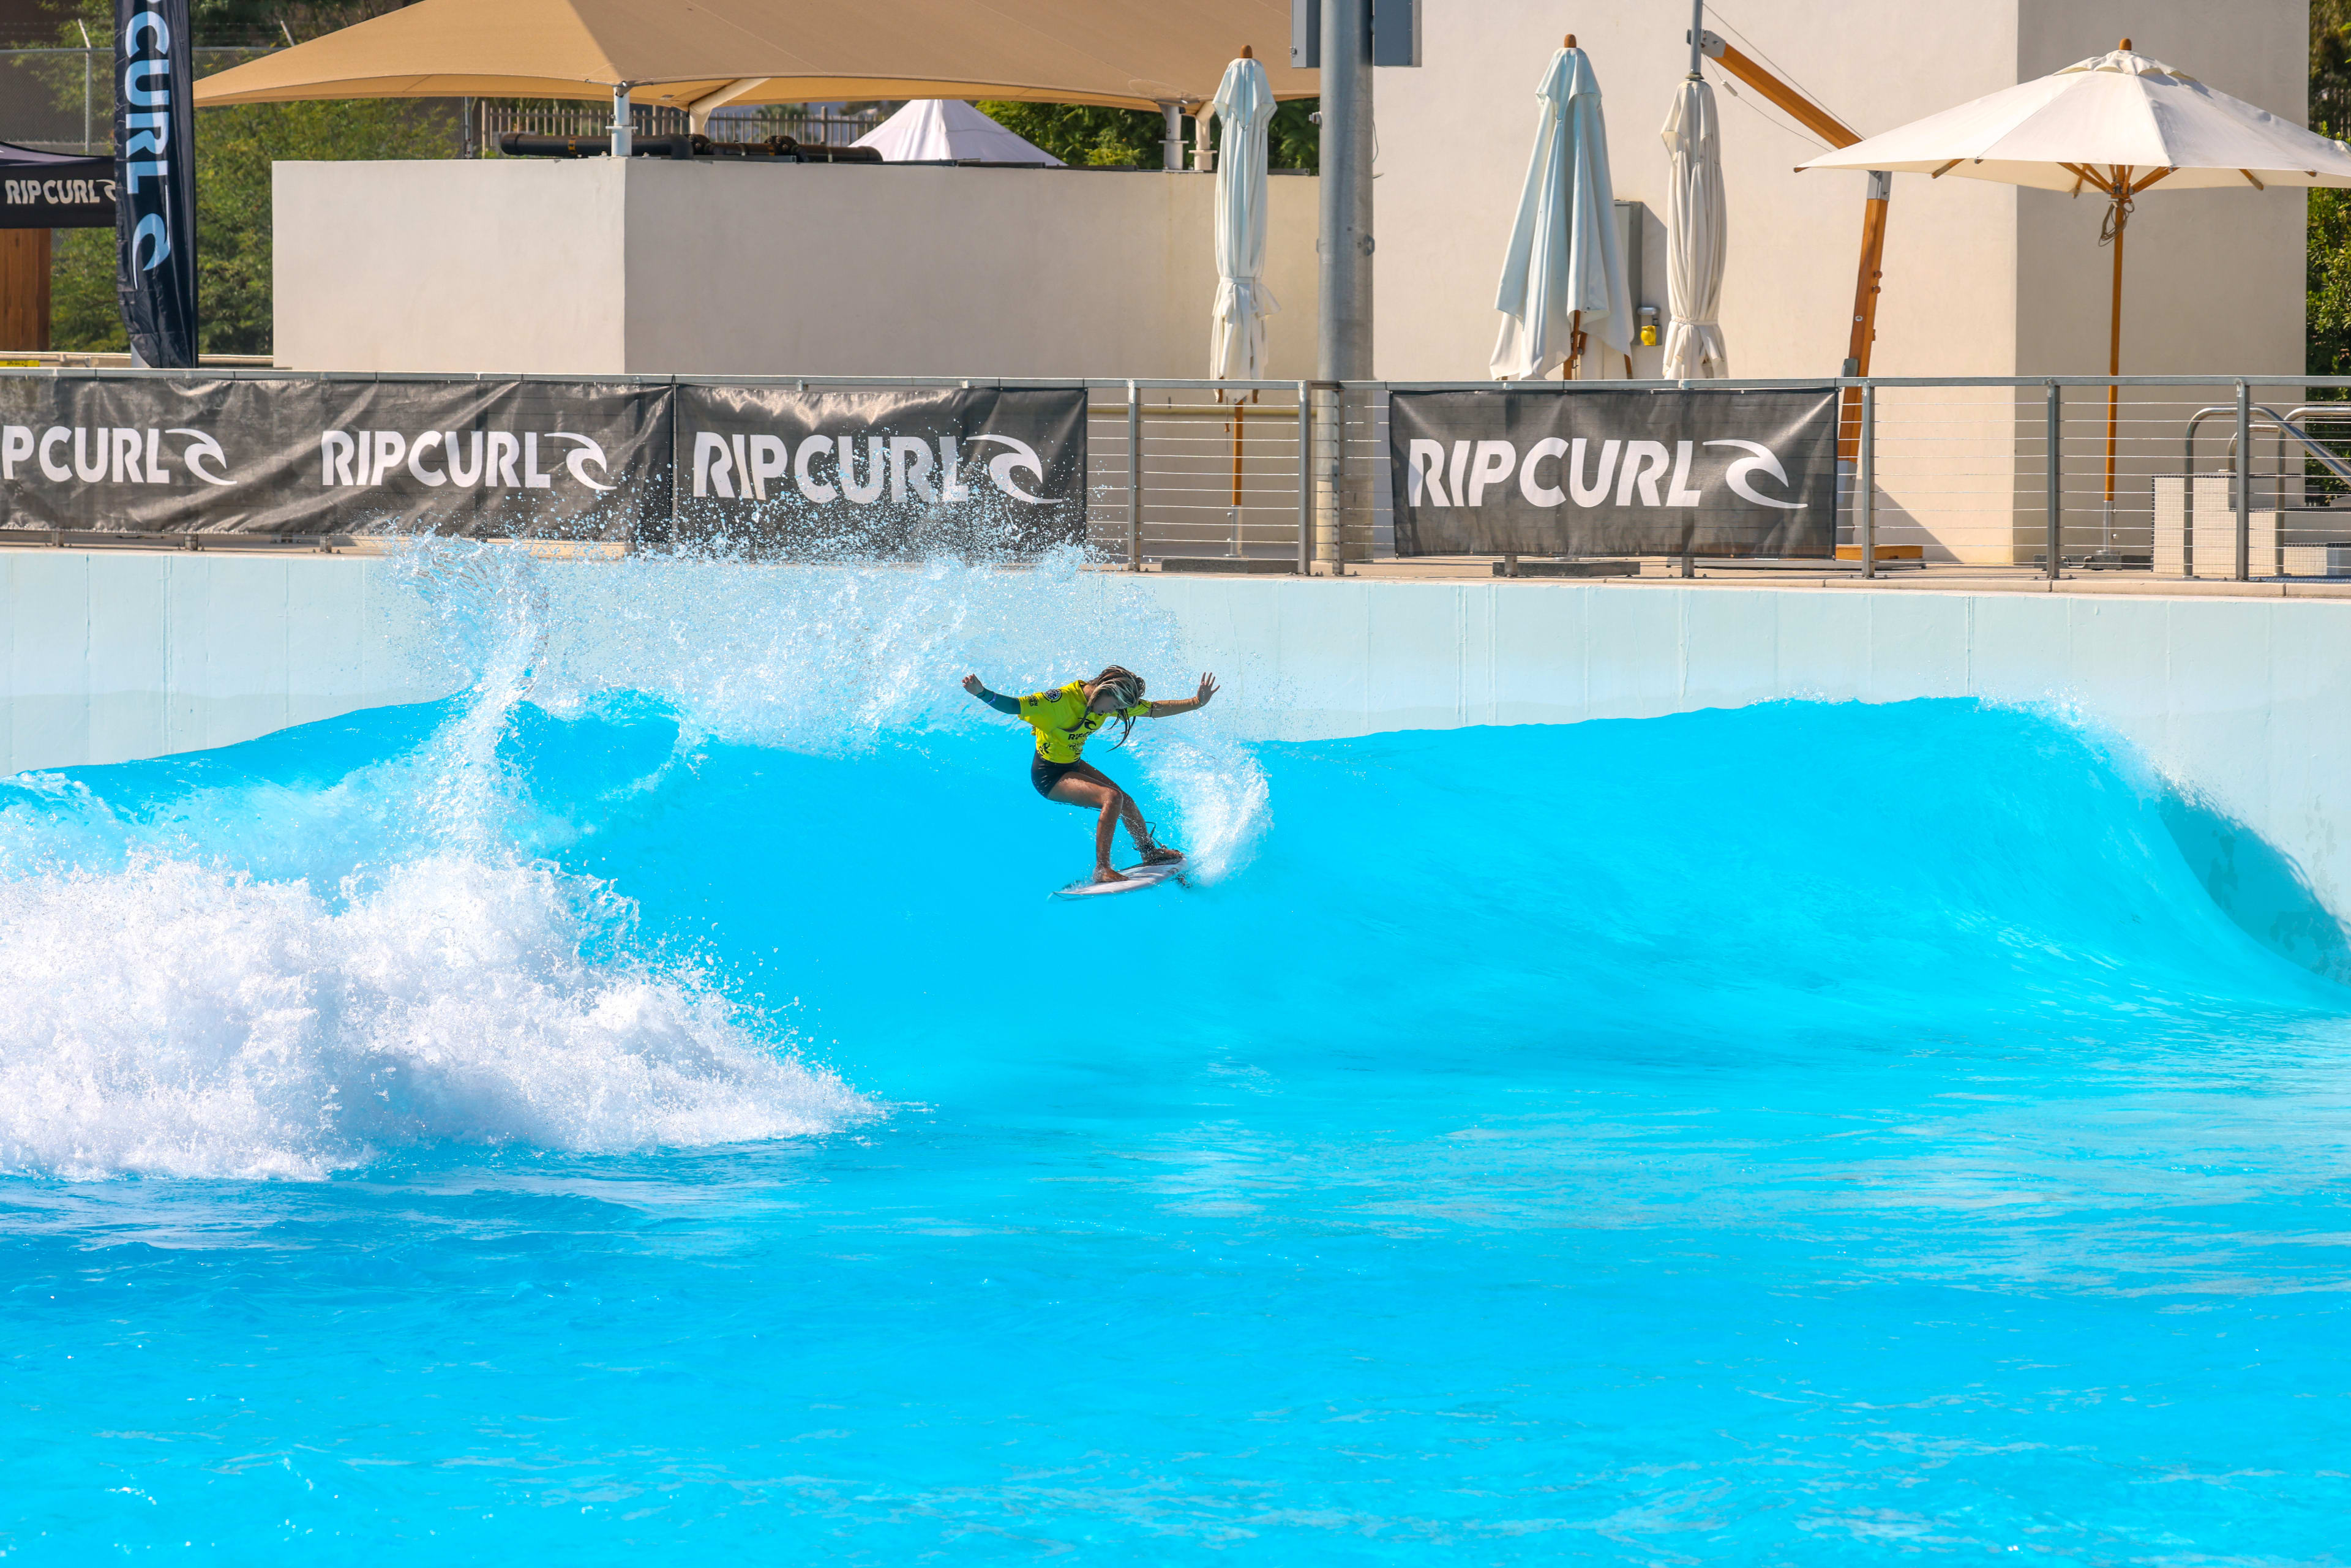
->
114;0;196;368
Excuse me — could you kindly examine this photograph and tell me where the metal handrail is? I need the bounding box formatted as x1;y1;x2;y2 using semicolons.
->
2183;403;2351;492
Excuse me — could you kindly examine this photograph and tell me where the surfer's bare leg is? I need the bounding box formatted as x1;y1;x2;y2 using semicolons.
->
1050;763;1177;878
1065;761;1177;862
1047;771;1131;882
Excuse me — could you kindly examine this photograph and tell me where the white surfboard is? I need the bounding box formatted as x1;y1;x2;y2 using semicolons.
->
1053;858;1187;898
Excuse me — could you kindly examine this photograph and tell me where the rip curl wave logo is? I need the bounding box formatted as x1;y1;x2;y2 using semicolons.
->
966;433;1048;504
549;432;616;492
0;424;234;486
689;429;1058;506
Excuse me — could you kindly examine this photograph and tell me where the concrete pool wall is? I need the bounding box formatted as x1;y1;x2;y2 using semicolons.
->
6;549;2349;958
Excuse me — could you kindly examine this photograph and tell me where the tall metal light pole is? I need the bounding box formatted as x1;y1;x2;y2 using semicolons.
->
1316;0;1373;381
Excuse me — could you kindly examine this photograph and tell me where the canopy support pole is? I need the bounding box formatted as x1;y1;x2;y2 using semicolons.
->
610;83;633;158
686;78;763;137
1839;170;1892;459
1690;26;1885;451
1160;102;1183;170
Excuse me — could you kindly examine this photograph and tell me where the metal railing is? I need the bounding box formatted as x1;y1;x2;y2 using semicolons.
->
1829;375;2351;581
772;375;1365;572
472;100;885;154
0;367;2345;580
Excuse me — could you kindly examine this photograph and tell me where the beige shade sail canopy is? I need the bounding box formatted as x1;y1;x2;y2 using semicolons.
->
192;0;1316;110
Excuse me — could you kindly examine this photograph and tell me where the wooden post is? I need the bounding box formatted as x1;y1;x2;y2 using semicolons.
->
1837;172;1890;459
0;228;52;351
2105;175;2125;504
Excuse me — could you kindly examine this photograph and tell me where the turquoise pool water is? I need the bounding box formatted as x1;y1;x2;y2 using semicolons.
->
1;557;2346;1562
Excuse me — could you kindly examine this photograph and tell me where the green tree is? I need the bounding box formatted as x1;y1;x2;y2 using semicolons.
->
975;98;1318;170
48;0;451;354
2313;0;2351;381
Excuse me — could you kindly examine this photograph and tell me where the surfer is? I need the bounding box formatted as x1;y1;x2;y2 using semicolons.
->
961;666;1220;883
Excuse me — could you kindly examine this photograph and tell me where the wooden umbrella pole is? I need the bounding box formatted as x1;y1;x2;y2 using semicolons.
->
2104;169;2127;504
1231;397;1244;509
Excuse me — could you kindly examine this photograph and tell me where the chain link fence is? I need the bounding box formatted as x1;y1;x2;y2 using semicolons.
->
0;45;276;154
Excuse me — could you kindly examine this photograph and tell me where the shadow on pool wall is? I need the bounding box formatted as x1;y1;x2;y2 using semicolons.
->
2158;787;2351;982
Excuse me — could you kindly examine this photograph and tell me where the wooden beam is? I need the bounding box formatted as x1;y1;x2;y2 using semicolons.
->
1709;41;1860;148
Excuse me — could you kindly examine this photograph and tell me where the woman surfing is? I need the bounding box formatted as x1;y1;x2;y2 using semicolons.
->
961;666;1219;884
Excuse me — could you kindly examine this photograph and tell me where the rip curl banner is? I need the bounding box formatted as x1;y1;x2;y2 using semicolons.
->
0;376;673;539
114;0;197;368
667;384;1087;555
1387;387;1839;558
0;143;118;228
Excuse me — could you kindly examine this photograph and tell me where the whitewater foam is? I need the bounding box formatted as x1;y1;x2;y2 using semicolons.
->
0;851;865;1181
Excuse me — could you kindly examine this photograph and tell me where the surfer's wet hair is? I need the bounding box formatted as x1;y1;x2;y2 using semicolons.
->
1091;666;1147;748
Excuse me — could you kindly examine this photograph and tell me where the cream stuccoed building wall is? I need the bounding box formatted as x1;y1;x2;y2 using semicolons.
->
1378;0;2304;382
1376;0;2309;563
273;159;1322;381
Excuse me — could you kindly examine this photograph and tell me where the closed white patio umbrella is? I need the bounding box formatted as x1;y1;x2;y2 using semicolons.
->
1207;48;1278;380
1660;64;1728;378
1490;36;1631;380
1801;39;2351;497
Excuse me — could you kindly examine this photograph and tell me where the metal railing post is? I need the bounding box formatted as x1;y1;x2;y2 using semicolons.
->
1126;380;1142;571
1857;380;1876;579
2235;378;2251;580
1295;378;1311;574
2045;380;2061;579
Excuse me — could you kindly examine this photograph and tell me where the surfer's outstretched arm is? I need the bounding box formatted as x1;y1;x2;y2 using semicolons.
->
961;673;1021;715
1147;672;1219;719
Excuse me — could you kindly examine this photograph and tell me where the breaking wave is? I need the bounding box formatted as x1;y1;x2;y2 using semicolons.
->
0;542;1278;1179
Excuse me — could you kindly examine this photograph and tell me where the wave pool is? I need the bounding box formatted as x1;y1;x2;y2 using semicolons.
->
0;549;2346;1562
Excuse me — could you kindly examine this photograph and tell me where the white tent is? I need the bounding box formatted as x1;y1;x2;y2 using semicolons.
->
1207;52;1277;380
1490;40;1630;380
852;99;1063;164
1660;75;1728;378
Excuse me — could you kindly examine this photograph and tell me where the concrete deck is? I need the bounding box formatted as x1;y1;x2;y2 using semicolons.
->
1161;557;2351;599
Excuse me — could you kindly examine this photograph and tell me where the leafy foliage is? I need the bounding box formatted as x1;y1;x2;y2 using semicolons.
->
2311;190;2351;383
2314;0;2351;383
47;1;452;354
974;98;1318;170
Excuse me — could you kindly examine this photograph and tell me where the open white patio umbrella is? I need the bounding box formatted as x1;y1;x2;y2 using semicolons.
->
1660;69;1728;378
1207;48;1277;380
852;100;1062;163
1801;40;2351;496
1490;36;1632;380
